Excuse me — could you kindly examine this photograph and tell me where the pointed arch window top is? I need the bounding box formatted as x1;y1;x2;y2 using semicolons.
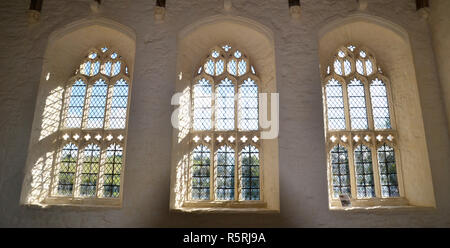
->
77;46;129;78
198;44;256;77
326;44;381;77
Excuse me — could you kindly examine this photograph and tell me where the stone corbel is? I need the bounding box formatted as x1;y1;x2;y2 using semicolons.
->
289;0;301;19
28;0;43;24
90;0;102;14
357;0;368;11
416;0;430;20
155;0;166;22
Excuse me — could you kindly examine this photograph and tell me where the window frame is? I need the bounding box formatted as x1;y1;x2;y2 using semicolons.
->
44;46;132;207
183;45;267;209
322;45;407;209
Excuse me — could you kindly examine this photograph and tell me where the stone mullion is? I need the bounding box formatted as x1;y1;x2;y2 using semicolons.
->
103;81;113;129
371;141;382;198
364;79;375;131
210;81;216;201
73;144;85;197
347;140;357;199
49;145;64;197
342;80;351;132
234;80;239;201
81;84;93;129
95;146;106;199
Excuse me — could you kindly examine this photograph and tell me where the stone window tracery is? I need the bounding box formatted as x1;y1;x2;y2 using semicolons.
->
189;44;261;203
323;44;403;207
51;46;131;202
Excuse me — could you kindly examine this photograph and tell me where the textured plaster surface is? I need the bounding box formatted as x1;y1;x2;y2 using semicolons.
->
0;0;449;227
429;0;450;133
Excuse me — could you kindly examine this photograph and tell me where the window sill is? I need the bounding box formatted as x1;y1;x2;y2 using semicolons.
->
329;197;436;211
22;197;122;209
172;201;278;213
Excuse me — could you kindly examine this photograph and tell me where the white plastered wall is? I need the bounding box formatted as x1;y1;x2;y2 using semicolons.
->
319;14;436;207
170;15;279;212
20;17;136;206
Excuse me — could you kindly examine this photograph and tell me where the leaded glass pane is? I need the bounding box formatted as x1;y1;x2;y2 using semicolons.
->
193;78;212;130
216;146;235;200
211;50;219;58
222;44;231;52
356;59;364;75
57;143;78;196
239;78;258;131
111;61;121;76
377;144;399;197
215;78;235;131
86;79;108;129
234;50;242;58
330;144;351;198
344;59;352;76
81;61;91;76
365;59;373;75
227;59;237;76
103;143;123;198
370;78;392;129
347;78;368;130
216;59;225;75
108;79;129;129
80;144;100;197
92;61;100;76
325;78;346;130
238;60;247;76
334;59;343;75
204;59;214;76
65;80;87;128
241;145;260;200
192;145;210;200
101;61;112;76
88;52;97;59
354;145;375;198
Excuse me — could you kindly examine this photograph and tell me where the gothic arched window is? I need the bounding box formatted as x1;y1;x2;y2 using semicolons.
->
189;44;261;203
52;46;131;202
323;44;403;207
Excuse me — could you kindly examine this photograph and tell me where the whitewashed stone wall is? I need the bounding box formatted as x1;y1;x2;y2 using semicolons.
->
0;0;449;227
